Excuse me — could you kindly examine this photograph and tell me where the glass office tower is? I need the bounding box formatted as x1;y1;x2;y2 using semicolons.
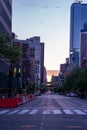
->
70;1;87;66
0;0;12;37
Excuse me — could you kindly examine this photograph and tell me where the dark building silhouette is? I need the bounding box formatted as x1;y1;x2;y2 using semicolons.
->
70;1;87;66
0;0;12;37
80;24;87;67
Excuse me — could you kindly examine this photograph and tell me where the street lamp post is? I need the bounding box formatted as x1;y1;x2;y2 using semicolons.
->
16;66;21;94
8;64;13;98
37;75;40;91
14;66;21;95
37;75;38;90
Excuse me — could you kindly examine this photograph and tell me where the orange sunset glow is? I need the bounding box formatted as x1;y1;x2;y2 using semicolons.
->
47;70;59;82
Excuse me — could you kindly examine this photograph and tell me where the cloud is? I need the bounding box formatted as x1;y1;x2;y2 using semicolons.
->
23;3;49;9
23;3;38;7
22;1;60;9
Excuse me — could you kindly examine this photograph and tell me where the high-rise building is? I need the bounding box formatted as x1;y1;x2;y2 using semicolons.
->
0;0;12;37
40;42;44;83
80;26;87;67
12;36;45;88
29;37;44;88
69;1;87;66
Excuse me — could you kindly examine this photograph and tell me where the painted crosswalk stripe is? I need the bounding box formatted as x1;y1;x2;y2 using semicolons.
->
0;110;10;115
42;110;51;114
53;109;62;114
18;110;30;115
84;110;87;113
1;109;87;115
73;110;86;115
7;110;19;115
63;109;74;115
29;110;38;114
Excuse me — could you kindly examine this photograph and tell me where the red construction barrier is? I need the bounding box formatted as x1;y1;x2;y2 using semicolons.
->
0;94;36;108
12;98;17;107
5;98;9;107
7;98;17;108
17;96;23;106
28;95;31;101
30;94;33;100
33;94;36;99
25;96;28;102
2;98;6;107
0;99;4;107
22;96;25;103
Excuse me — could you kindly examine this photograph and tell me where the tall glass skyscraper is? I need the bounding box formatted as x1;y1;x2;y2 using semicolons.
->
69;1;87;66
0;0;12;37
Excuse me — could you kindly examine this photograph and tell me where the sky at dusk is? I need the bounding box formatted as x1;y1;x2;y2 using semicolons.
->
12;0;87;70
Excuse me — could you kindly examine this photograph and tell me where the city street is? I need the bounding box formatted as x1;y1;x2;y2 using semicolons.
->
0;94;87;130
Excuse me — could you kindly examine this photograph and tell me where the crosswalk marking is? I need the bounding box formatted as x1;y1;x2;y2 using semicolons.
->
7;110;19;115
42;110;51;114
0;109;87;115
63;109;74;115
29;109;38;114
84;110;87;113
18;110;30;115
73;110;86;115
53;109;62;114
0;110;10;115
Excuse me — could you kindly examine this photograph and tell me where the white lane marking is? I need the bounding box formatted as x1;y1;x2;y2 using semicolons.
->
63;109;74;115
0;110;10;115
29;110;38;114
1;109;87;115
18;110;30;115
42;110;50;114
53;109;62;114
7;110;19;115
84;110;87;113
73;110;86;115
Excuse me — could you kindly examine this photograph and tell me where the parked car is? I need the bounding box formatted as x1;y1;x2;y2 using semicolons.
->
66;92;77;97
35;91;41;96
50;91;55;94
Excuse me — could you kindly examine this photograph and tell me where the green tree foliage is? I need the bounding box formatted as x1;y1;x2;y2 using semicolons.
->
0;33;10;55
64;67;87;95
74;68;87;92
64;68;81;92
0;33;21;64
25;83;36;94
5;45;21;64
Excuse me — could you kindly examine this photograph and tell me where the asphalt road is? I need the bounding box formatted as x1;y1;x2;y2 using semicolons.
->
0;94;87;130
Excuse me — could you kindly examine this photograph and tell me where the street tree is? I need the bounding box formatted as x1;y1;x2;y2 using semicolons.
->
64;67;87;97
0;33;21;64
